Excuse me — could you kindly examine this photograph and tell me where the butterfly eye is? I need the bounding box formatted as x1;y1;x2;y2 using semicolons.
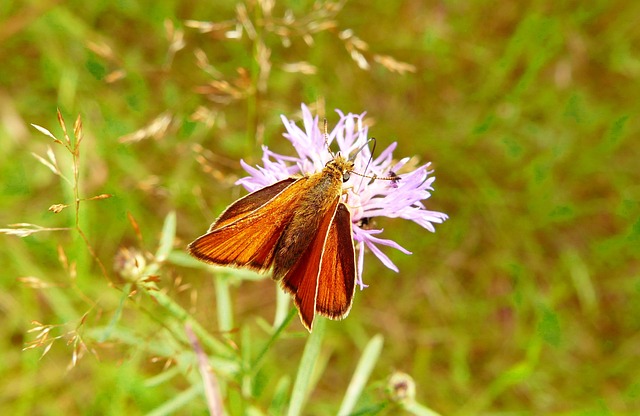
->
342;171;350;182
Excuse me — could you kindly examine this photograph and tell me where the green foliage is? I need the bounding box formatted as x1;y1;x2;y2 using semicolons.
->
2;0;639;414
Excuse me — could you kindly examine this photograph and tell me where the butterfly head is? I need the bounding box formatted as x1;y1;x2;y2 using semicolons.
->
325;152;355;183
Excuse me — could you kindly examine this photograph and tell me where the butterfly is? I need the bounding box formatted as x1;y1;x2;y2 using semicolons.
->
188;151;358;331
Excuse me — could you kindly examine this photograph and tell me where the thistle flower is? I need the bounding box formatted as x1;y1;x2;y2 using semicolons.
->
237;104;448;288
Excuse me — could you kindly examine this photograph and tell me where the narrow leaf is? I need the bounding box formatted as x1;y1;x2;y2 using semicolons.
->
215;274;233;332
287;318;326;416
156;211;176;262
338;334;384;416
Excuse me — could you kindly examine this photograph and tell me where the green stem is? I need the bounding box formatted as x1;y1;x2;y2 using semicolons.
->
145;287;234;358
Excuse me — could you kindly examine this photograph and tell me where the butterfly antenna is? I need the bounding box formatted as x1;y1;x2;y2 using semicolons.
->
323;118;336;159
350;137;374;189
350;169;400;182
348;137;400;190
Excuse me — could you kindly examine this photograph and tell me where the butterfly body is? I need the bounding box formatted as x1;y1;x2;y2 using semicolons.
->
189;154;357;331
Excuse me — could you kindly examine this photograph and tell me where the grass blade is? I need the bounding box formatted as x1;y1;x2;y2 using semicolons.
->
287;317;326;416
338;334;384;416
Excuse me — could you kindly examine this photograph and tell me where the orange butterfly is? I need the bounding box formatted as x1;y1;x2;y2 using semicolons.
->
188;152;356;331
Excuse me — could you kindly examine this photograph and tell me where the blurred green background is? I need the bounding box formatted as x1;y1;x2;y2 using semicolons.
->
2;0;639;414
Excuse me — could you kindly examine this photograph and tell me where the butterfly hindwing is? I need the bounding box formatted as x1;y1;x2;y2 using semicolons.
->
315;202;356;320
279;196;341;330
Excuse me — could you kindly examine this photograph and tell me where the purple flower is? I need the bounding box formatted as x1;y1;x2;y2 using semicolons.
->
237;104;448;288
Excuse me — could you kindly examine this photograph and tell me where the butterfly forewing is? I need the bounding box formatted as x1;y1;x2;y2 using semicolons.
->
315;202;356;319
188;178;307;271
210;178;297;230
280;195;341;330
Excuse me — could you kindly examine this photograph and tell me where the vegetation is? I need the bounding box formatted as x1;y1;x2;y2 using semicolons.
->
1;0;638;414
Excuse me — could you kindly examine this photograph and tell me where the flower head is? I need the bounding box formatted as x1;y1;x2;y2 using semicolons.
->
237;104;448;288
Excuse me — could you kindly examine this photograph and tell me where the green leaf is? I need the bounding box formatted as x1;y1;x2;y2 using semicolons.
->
338;334;384;416
537;306;561;347
287;318;326;416
156;211;176;263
